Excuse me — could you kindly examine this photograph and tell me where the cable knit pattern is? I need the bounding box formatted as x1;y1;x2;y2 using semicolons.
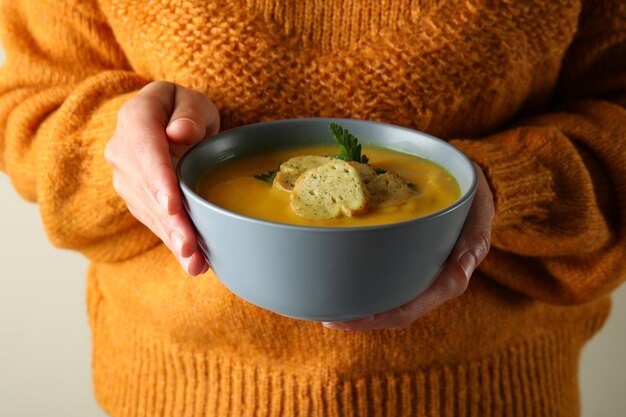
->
1;0;625;416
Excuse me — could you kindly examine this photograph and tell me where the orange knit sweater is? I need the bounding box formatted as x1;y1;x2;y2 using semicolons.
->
1;1;626;416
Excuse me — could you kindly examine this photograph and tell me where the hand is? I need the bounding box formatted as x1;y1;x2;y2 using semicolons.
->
104;81;220;276
323;164;495;331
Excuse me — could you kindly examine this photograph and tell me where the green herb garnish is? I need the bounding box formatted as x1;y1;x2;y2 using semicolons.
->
253;168;278;184
254;123;388;183
329;123;370;164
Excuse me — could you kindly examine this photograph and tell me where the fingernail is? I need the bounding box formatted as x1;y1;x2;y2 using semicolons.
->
168;118;198;131
459;252;477;279
181;255;193;276
157;190;170;213
186;251;203;276
171;230;184;255
322;322;349;330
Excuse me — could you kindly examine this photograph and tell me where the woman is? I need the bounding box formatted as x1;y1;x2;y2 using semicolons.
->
1;0;624;416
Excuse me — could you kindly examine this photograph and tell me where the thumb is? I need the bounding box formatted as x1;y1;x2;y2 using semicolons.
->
166;86;220;145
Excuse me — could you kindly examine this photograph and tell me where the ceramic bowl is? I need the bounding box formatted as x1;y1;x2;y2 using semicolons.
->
177;118;476;322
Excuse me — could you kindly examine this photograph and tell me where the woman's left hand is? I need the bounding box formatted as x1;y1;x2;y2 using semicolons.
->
323;163;495;331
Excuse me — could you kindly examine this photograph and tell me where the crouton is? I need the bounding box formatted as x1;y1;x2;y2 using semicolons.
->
273;155;335;191
367;172;411;207
347;161;376;184
290;160;369;219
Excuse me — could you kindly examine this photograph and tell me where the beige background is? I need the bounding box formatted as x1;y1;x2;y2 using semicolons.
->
1;49;625;417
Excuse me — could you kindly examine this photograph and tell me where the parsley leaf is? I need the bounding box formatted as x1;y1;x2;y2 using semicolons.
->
329;123;369;164
254;169;278;184
255;124;388;184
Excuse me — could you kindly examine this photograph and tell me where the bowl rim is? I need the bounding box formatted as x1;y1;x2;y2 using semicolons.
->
176;117;477;233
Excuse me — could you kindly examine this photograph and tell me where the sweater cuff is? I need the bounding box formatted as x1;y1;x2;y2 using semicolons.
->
450;131;556;229
37;71;158;262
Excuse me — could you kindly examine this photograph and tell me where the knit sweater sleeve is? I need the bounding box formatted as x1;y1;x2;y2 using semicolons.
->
450;0;626;305
0;0;158;262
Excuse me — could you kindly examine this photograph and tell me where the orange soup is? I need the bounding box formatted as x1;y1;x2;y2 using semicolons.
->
195;145;461;227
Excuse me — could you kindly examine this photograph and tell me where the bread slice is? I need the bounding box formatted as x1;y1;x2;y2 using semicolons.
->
348;161;376;185
367;172;411;208
273;155;335;192
279;155;335;173
290;160;369;219
273;172;299;192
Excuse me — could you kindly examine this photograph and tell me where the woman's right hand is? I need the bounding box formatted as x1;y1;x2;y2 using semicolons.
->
104;81;220;276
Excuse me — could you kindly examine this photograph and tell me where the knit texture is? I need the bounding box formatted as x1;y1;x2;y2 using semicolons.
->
1;0;626;416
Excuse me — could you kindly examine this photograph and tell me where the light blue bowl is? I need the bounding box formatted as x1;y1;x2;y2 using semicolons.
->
177;118;476;322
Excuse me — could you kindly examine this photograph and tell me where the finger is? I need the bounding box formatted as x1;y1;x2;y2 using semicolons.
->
454;164;494;275
114;170;203;267
165;86;220;145
167;211;200;258
127;198;208;276
428;164;493;287
131;176;200;259
183;249;210;277
125;200;177;258
137;81;176;115
324;164;495;331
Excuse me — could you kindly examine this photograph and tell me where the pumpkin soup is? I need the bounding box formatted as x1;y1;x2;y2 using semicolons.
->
195;145;461;227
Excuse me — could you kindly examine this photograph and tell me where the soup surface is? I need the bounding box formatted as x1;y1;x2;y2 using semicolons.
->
195;145;461;227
